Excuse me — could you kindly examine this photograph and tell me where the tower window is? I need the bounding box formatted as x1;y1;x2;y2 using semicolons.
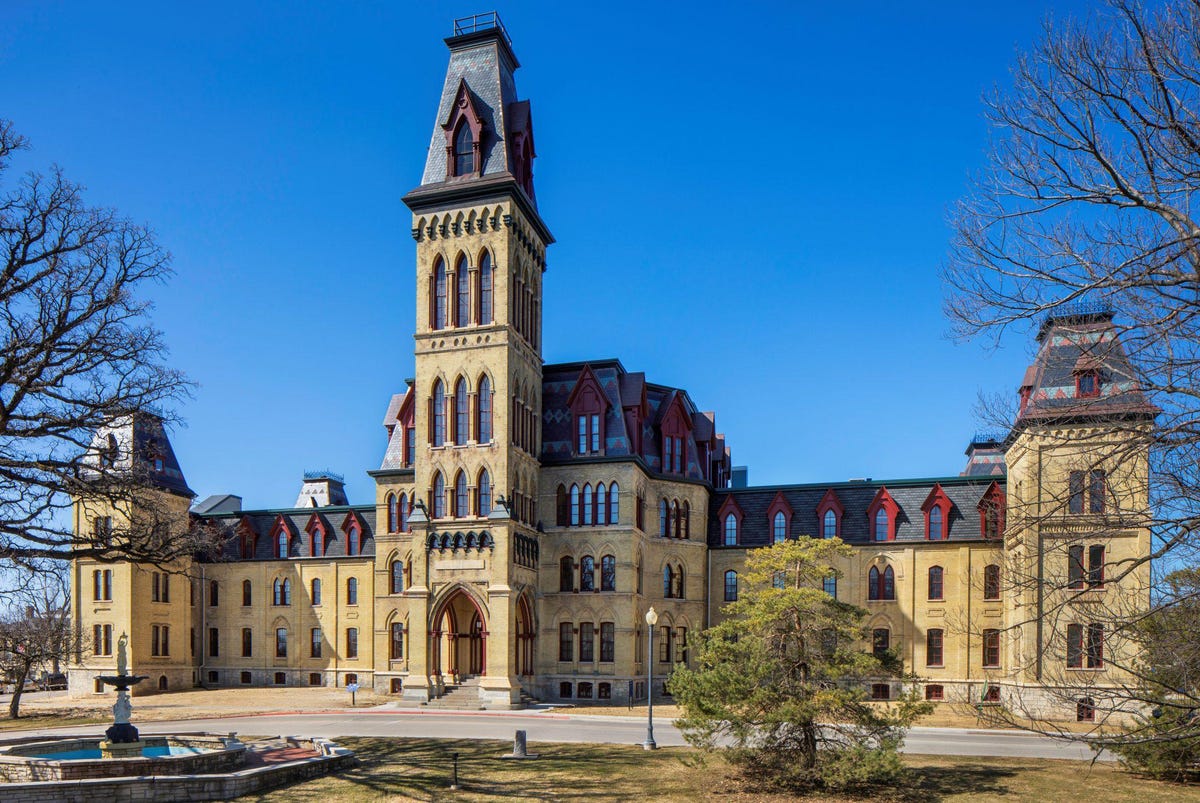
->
453;120;475;176
723;513;738;546
478;250;493;323
432;381;446;446
455;255;469;326
433;258;447;330
1076;369;1100;398
477;375;492;443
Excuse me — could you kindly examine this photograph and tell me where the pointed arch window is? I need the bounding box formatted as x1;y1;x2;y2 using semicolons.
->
823;510;837;539
724;570;738;601
478;250;494;324
347;576;358;605
453;472;468;517
453;119;475;176
242;579;252;607
559;556;573;592
399;492;409;532
432;380;446;446
817;489;844;540
273;578;291;606
773;511;787;543
659;499;668;537
928;507;943;540
570;484;580;526
433;258;447;330
432;472;445;519
311;578;321;606
583;485;594;526
387;493;398;533
869;565;895;601
609;483;620;524
724;513;738;546
346;522;360;556
868;488;899;542
477;375;492;443
478;469;492;517
671;500;681;538
601;555;616;591
276;530;289;559
453;378;469;443
923;484;953;541
390;560;405;594
681;500;690;538
455;254;469;327
663;565;674;598
580;555;595;592
309;522;324;557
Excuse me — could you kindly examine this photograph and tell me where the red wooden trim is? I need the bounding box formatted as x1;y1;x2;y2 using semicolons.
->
766;490;792;539
977;480;1007;539
441;79;485;180
866;487;900;541
920;483;954;540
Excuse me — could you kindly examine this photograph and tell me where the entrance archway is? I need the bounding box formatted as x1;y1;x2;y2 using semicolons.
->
431;587;488;680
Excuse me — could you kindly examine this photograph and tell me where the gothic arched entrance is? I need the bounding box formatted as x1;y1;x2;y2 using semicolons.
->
431;587;487;681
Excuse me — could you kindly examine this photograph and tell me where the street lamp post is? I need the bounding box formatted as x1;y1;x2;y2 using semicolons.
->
643;606;658;750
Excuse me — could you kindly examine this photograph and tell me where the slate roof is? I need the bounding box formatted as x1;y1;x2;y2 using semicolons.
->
709;476;1001;548
541;359;730;483
86;411;195;498
1016;310;1158;429
419;29;521;188
197;505;377;561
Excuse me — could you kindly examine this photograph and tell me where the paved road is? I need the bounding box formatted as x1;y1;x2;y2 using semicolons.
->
0;709;1107;761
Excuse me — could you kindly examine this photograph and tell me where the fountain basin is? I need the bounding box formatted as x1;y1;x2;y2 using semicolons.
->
0;734;244;782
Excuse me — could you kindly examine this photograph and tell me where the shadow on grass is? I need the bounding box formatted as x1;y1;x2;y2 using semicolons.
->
309;737;702;801
891;763;1019;802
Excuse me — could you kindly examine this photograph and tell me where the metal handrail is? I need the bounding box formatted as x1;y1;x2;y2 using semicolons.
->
453;12;511;46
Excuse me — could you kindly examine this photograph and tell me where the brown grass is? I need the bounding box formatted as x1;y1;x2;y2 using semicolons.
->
233;737;1200;802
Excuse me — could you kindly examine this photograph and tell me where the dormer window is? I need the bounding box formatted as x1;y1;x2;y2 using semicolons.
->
1076;369;1100;398
568;366;608;457
868;487;900;542
453;120;475;176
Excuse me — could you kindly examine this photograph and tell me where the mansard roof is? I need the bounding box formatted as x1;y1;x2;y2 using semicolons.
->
197;504;376;561
541;358;729;483
1015;309;1158;429
86;411;195;499
709;475;1000;547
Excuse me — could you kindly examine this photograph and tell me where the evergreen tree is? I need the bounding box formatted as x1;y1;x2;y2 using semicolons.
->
671;538;930;793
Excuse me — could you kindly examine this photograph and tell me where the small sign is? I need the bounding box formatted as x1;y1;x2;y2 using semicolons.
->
347;683;360;693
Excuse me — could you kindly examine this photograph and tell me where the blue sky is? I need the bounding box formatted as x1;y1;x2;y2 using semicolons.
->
2;1;1101;508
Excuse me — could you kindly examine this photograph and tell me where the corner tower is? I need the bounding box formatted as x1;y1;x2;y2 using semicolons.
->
384;14;551;707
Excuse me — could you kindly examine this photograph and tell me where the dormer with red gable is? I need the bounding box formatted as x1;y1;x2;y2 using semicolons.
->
442;78;487;181
766;490;793;543
921;483;954;541
305;513;327;557
236;516;258;559
978;481;1006;539
567;364;610;457
657;390;693;475
268;514;293;559
867;487;900;542
816;488;845;539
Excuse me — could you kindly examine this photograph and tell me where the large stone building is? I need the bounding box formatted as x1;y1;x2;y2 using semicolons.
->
68;16;1153;720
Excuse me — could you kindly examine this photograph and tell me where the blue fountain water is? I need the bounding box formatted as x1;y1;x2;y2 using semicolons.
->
32;745;209;760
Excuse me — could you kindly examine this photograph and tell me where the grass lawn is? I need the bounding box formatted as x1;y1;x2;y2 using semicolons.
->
235;737;1200;802
0;713;104;732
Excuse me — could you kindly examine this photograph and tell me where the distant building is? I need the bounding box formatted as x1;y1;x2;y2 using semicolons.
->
69;15;1152;720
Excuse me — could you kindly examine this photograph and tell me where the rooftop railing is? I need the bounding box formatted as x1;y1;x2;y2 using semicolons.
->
453;11;511;46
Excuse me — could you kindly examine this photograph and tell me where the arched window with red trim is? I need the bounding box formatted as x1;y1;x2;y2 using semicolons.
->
454;254;469;327
454;471;468;517
816;489;843;540
433;257;447;330
922;484;953;541
432;472;445;519
868;487;899;542
387;493;398;533
431;380;446;446
276;530;288;560
478;250;493;324
309;521;324;557
453;120;474;176
477;375;492;443
869;565;895;600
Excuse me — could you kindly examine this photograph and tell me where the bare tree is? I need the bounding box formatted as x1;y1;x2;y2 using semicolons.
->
943;0;1200;758
0;567;71;718
0;119;211;576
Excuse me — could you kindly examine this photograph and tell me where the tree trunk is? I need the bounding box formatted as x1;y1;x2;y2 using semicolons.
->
801;718;818;770
9;663;29;719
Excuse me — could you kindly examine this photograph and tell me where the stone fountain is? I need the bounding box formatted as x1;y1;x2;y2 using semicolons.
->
96;633;148;758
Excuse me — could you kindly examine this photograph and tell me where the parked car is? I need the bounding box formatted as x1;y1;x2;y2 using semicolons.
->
39;673;67;691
